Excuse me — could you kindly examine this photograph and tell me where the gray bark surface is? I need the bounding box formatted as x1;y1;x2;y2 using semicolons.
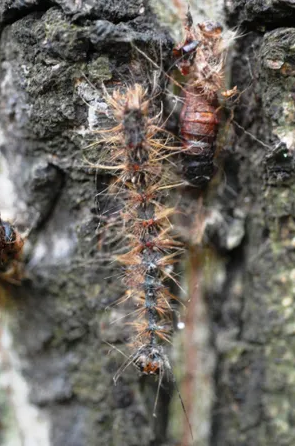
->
225;0;295;25
0;1;295;446
0;1;173;445
211;4;295;446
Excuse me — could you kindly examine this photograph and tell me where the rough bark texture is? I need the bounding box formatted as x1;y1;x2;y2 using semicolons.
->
0;1;173;445
211;2;295;445
225;0;295;27
1;0;295;446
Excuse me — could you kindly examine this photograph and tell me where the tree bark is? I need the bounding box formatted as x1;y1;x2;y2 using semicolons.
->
0;1;295;446
0;2;173;445
211;1;295;445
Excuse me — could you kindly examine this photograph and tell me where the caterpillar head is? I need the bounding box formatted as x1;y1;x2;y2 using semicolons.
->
134;345;165;375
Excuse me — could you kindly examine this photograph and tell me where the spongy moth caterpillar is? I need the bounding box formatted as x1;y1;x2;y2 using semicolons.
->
173;10;237;188
92;84;196;440
92;83;183;384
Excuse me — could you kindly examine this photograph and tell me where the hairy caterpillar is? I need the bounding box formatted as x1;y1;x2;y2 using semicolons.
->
88;82;198;436
92;84;183;383
173;10;237;188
